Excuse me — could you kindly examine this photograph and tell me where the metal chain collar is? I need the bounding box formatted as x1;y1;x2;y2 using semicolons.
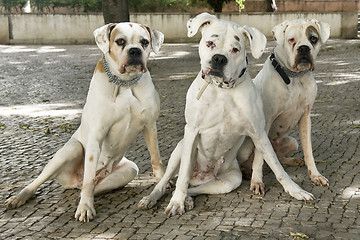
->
102;55;142;87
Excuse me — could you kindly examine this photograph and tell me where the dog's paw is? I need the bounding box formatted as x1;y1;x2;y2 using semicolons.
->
184;196;194;211
250;181;265;195
138;196;157;209
310;174;329;186
4;189;34;209
165;199;185;216
286;186;315;201
75;201;96;222
153;168;165;182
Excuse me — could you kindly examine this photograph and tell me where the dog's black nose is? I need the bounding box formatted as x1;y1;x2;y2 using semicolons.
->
211;54;228;67
298;45;310;54
128;48;142;57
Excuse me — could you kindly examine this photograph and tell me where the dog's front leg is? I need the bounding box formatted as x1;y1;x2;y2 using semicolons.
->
138;140;183;209
165;125;199;216
75;137;102;222
250;148;265;194
299;108;329;186
143;123;164;181
251;131;315;200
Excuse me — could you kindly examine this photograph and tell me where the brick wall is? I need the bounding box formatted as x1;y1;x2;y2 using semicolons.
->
234;0;360;12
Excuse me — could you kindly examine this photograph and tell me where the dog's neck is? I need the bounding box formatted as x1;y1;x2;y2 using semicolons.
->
197;66;247;100
201;67;247;89
270;51;309;85
103;55;143;87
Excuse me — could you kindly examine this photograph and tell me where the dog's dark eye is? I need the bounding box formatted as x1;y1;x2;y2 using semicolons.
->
206;41;215;49
116;38;126;46
309;36;318;44
141;39;149;48
232;47;239;54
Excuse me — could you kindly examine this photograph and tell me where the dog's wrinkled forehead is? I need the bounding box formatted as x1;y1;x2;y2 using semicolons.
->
94;22;164;55
273;19;330;46
110;23;149;45
202;21;243;44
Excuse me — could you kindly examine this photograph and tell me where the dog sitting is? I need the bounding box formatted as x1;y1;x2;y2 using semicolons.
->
237;19;330;195
5;22;165;222
139;13;315;216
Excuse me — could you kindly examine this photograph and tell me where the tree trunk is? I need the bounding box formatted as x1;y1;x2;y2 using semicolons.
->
208;0;224;13
102;0;129;24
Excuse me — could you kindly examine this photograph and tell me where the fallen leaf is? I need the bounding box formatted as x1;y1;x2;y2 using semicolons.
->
290;231;309;239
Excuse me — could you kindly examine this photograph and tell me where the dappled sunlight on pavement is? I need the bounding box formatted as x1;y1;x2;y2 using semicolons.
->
0;40;359;239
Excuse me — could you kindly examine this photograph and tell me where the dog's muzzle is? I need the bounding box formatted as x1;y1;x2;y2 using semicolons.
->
210;54;228;78
120;48;146;74
295;45;313;71
204;54;234;88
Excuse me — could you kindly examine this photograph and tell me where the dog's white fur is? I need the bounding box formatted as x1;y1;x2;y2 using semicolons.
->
238;19;330;194
139;13;314;216
5;22;164;222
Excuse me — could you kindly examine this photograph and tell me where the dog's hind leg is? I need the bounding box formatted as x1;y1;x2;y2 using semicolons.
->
94;157;138;195
5;138;84;208
272;136;304;166
187;159;242;196
138;140;183;209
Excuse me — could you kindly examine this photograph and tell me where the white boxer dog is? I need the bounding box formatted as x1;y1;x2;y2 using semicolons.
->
238;19;330;194
5;22;165;222
139;13;314;216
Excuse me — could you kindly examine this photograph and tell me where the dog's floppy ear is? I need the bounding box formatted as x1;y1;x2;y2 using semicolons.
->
143;25;164;54
310;19;330;44
241;26;267;59
272;20;289;45
187;12;218;37
93;23;117;54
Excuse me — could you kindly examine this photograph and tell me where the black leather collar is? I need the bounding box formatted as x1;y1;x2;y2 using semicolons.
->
269;53;291;85
269;53;310;85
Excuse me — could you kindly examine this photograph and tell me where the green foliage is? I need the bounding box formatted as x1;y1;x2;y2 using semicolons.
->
0;0;102;12
236;0;245;10
0;0;243;13
66;0;102;12
187;0;233;13
129;0;185;12
0;0;27;11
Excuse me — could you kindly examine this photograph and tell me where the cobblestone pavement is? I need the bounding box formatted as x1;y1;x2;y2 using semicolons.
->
0;40;359;239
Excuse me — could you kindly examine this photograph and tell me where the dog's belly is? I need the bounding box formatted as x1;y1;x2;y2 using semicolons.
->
189;126;244;186
268;107;305;140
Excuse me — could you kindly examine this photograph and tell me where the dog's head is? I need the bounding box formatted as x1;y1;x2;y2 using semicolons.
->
94;22;164;78
187;13;266;85
272;19;330;72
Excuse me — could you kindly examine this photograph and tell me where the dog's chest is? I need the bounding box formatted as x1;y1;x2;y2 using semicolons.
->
97;89;156;161
269;80;316;139
108;91;151;138
192;93;246;159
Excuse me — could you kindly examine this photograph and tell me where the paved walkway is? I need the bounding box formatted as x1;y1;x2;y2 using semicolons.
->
0;40;359;239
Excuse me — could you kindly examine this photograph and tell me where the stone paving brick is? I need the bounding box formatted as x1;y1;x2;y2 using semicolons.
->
0;40;359;239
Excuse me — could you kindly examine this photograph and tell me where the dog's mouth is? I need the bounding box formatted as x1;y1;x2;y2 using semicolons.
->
202;68;233;86
120;63;147;75
294;56;314;72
